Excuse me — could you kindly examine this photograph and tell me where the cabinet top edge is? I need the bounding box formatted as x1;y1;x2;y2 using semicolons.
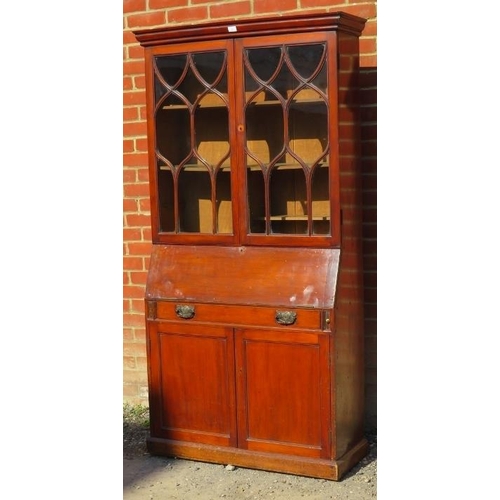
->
133;11;366;47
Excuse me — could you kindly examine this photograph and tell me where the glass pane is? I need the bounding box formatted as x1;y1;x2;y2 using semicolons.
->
155;54;187;102
243;43;330;238
245;98;284;166
287;44;326;81
246;47;282;83
158;167;175;232
247;162;265;234
193;52;227;89
156;104;191;166
195;94;230;168
287;100;328;165
270;165;307;235
178;168;212;233
216;170;232;234
154;50;232;236
311;164;330;235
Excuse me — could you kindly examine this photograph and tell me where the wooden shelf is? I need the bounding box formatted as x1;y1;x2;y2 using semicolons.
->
247;163;328;171
161;105;228;110
159;164;231;172
159;163;327;172
262;215;330;221
160;92;229;110
162;99;324;111
247;98;326;107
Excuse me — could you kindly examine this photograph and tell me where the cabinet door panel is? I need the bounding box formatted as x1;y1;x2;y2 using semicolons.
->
235;329;331;458
148;322;237;447
148;40;239;244
235;32;339;246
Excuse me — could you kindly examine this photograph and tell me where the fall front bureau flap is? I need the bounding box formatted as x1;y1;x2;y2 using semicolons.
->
145;245;340;309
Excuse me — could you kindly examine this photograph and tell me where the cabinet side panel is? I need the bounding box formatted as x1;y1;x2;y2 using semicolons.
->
333;31;365;459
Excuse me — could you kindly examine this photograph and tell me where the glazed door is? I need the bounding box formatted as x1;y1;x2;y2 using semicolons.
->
147;39;240;245
235;329;332;459
235;32;340;247
148;322;237;447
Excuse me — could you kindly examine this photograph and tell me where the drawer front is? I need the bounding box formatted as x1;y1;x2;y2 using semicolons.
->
153;302;324;330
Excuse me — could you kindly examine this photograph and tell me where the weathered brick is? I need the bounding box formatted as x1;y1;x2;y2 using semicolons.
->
123;0;146;14
150;0;186;8
210;1;251;19
127;11;166;29
254;0;297;14
168;6;208;23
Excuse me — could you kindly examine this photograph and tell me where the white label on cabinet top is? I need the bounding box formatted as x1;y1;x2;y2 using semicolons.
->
228;25;237;32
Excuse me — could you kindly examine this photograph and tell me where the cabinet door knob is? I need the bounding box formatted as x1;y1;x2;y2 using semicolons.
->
175;304;195;319
275;310;297;325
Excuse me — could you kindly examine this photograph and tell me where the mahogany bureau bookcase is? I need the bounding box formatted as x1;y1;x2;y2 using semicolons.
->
133;11;367;481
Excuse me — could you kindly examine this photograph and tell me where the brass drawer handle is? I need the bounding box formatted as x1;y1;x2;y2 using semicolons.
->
175;304;195;319
275;310;297;326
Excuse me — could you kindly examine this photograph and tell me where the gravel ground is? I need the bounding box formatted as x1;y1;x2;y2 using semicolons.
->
123;404;377;499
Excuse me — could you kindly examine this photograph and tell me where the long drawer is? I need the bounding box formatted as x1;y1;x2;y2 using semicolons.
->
148;301;328;330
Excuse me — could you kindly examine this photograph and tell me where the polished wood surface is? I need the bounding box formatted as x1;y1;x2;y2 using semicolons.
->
146;245;340;308
332;31;366;459
136;11;367;481
147;437;369;481
148;322;237;447
236;329;331;459
134;11;366;45
155;302;324;330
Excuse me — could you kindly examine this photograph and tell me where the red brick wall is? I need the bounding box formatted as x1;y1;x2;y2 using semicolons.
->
123;0;377;429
